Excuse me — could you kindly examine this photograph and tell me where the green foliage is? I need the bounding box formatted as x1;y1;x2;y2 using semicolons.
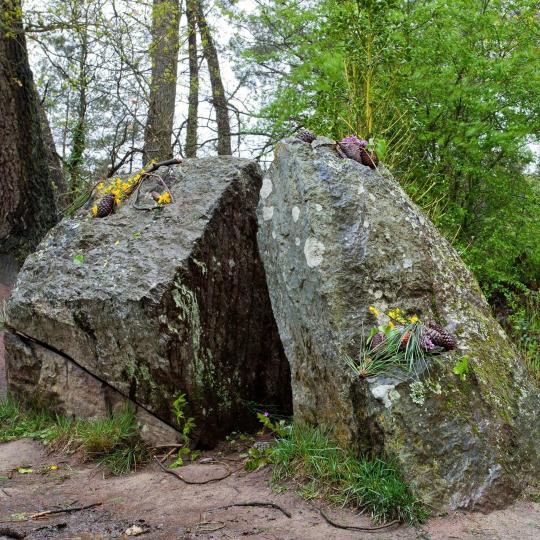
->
503;289;540;378
231;0;540;333
269;423;428;524
169;393;198;468
256;411;289;437
453;355;470;381
0;398;149;475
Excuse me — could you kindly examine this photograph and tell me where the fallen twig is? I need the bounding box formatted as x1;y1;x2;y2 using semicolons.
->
30;502;102;520
193;521;225;532
319;507;399;532
214;502;292;519
153;456;231;485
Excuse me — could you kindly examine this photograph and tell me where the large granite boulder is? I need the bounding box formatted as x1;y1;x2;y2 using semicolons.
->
5;157;291;446
257;137;539;511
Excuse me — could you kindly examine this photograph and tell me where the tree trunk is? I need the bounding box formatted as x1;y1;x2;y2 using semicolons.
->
0;0;62;260
65;1;90;200
196;0;231;155
143;0;181;164
185;0;199;158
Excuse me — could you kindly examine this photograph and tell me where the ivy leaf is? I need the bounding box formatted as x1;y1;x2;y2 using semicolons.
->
73;254;84;265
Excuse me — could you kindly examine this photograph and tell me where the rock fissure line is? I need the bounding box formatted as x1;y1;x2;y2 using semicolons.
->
6;325;181;434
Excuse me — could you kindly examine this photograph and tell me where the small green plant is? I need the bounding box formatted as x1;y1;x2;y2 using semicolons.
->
453;355;470;381
245;444;273;472
169;393;198;468
256;411;289;437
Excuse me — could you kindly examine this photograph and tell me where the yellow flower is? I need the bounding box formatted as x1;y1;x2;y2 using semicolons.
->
369;305;380;317
388;321;395;329
96;182;105;193
122;182;130;192
115;178;121;188
157;191;171;205
114;196;121;205
388;308;406;324
409;315;419;324
91;205;98;217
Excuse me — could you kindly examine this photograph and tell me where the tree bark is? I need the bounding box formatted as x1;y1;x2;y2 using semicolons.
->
0;0;63;260
185;0;199;158
196;0;231;155
143;0;181;164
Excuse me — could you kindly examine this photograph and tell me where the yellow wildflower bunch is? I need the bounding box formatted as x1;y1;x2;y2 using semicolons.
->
93;162;154;212
157;191;171;205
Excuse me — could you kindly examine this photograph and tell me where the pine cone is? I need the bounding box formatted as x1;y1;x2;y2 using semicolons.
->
337;136;369;164
360;148;379;169
296;128;316;143
338;141;363;162
370;331;386;350
400;331;411;350
95;193;116;218
425;322;457;350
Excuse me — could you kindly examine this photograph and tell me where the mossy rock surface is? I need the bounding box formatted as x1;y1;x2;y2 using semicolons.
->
6;158;292;446
257;137;539;511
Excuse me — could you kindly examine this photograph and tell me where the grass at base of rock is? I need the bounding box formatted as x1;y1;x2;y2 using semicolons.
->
266;423;428;525
0;397;149;475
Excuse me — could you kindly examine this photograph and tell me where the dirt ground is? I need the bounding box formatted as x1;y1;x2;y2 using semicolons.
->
1;271;540;539
1;438;540;540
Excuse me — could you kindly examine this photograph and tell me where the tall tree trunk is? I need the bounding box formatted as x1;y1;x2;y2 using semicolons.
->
0;0;63;260
196;0;231;155
185;0;199;158
143;0;181;164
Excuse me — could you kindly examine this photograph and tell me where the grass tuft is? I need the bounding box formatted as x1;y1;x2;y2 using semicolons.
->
0;397;149;475
270;423;428;525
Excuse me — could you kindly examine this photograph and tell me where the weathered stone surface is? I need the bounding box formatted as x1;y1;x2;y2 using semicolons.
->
6;158;291;446
5;332;179;446
257;137;539;511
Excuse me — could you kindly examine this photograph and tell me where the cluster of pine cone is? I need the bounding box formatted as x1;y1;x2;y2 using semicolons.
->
370;322;457;352
294;129;379;169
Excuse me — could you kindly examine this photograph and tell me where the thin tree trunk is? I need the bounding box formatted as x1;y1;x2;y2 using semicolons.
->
143;0;181;164
196;0;231;155
0;0;62;260
66;8;89;198
185;0;199;158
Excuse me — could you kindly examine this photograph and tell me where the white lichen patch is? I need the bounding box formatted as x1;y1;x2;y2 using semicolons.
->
403;258;413;269
409;381;426;405
272;231;277;239
260;177;273;199
358;184;365;195
304;237;325;268
363;219;370;229
371;384;400;408
295;237;301;246
374;290;383;299
315;203;323;212
292;206;300;222
262;206;274;221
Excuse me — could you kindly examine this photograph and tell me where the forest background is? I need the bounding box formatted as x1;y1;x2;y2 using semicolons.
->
1;0;539;375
